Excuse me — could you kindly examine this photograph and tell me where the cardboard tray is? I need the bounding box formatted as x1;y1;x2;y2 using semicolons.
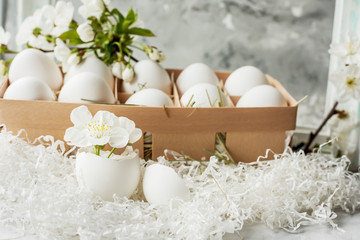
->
0;69;297;162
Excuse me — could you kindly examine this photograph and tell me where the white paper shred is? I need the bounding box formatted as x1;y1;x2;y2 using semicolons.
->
0;125;360;239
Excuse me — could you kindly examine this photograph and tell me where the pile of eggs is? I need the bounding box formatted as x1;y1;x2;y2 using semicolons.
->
2;48;287;108
4;49;116;104
113;61;287;108
176;63;287;108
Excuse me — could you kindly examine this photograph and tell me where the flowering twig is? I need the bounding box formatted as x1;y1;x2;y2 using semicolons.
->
303;101;339;154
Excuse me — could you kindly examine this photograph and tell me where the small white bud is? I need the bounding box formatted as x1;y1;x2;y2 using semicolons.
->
148;48;160;61
158;51;166;62
111;61;125;79
77;23;95;42
122;65;135;83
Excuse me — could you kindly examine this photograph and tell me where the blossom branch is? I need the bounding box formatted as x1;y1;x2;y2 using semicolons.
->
303;101;339;154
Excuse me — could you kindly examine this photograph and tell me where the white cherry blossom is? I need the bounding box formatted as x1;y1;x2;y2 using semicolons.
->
64;105;130;148
16;6;55;49
330;64;360;103
329;32;360;64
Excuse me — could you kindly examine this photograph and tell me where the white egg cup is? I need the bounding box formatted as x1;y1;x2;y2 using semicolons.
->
76;147;140;201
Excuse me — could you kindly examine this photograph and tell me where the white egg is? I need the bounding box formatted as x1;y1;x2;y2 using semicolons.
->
236;85;287;107
224;66;267;96
125;88;173;107
143;164;190;205
122;60;171;94
8;49;63;90
3;76;55;101
64;56;114;90
58;72;115;104
176;62;219;95
180;83;229;108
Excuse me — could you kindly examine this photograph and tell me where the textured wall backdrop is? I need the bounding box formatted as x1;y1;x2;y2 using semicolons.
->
3;0;336;127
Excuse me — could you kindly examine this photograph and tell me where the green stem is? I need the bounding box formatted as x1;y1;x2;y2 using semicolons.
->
94;145;101;156
132;40;146;48
216;134;235;164
5;49;18;54
107;148;117;158
130;44;144;51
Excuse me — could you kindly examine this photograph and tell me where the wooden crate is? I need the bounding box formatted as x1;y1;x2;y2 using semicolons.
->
0;69;297;162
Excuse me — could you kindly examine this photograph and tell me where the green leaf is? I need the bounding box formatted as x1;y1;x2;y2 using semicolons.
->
125;8;136;22
90;19;102;32
58;29;85;45
111;8;124;22
127;27;155;37
122;9;138;31
68;20;78;30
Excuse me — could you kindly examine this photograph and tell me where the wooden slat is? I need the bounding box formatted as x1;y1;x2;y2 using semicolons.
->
0;100;297;133
152;132;215;160
0;79;8;98
226;131;287;162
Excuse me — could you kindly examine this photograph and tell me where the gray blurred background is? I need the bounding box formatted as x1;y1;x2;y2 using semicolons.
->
0;0;336;128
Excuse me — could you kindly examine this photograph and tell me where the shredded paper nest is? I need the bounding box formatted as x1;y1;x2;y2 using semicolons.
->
0;126;360;240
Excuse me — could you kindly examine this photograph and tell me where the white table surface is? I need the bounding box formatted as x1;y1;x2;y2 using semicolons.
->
1;211;359;240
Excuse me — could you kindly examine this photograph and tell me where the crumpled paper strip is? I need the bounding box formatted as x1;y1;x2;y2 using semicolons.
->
0;125;359;239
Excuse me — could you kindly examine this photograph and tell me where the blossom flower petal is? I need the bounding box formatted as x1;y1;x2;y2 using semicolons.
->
16;16;36;45
70;105;93;127
118;117;135;133
64;127;91;147
55;1;74;27
54;39;71;62
67;54;80;66
109;127;129;148
117;117;142;144
89;135;111;146
51;26;69;37
92;110;117;126
129;128;142;144
28;35;55;51
78;0;105;19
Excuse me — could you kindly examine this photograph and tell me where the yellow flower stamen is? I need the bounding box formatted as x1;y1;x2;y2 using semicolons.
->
347;43;357;55
346;77;357;88
86;120;112;138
